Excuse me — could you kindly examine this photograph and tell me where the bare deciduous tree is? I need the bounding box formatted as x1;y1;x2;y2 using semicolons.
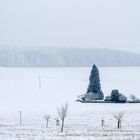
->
113;113;124;129
57;103;68;132
44;114;51;128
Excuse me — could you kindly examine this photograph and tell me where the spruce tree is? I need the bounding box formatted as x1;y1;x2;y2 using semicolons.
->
87;64;104;99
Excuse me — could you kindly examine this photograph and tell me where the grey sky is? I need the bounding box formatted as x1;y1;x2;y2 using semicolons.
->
0;0;140;52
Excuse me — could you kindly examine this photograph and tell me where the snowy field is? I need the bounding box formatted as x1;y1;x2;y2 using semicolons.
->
0;67;140;140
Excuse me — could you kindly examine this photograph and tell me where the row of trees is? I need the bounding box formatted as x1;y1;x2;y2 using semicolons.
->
19;106;125;133
19;103;68;132
44;112;124;130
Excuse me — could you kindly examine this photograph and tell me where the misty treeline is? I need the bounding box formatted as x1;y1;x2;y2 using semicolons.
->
0;47;140;67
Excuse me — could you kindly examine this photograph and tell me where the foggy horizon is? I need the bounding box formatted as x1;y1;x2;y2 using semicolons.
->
0;0;140;53
0;45;140;54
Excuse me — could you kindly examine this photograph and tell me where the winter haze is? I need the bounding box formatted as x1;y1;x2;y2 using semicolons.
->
0;0;140;53
0;1;140;140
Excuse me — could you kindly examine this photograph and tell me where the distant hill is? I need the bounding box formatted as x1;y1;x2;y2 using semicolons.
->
0;47;140;67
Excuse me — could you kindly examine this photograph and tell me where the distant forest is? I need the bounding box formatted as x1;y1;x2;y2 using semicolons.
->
0;47;140;67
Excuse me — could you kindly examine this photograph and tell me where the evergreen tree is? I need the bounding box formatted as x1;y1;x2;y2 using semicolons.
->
87;64;104;99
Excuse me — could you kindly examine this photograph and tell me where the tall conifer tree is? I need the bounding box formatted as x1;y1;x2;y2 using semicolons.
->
87;64;104;99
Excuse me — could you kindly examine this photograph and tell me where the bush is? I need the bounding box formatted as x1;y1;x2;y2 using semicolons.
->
111;90;120;102
105;89;127;103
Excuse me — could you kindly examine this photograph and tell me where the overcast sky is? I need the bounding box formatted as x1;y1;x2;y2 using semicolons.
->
0;0;140;52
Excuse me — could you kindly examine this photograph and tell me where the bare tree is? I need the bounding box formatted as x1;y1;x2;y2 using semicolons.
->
44;114;51;128
113;113;124;129
57;103;68;132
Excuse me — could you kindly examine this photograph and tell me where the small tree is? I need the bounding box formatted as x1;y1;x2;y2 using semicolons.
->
87;64;104;99
57;103;68;132
44;114;51;128
113;113;124;129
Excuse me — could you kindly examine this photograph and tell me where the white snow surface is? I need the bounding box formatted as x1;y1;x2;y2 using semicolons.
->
0;67;140;140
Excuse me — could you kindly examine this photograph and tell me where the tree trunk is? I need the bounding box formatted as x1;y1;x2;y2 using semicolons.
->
46;121;48;128
101;119;104;127
61;120;64;132
118;121;120;129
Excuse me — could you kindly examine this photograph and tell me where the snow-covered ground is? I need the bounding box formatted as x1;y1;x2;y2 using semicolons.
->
0;67;140;139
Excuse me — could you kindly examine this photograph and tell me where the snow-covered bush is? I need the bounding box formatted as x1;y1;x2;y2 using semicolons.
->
105;90;127;103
